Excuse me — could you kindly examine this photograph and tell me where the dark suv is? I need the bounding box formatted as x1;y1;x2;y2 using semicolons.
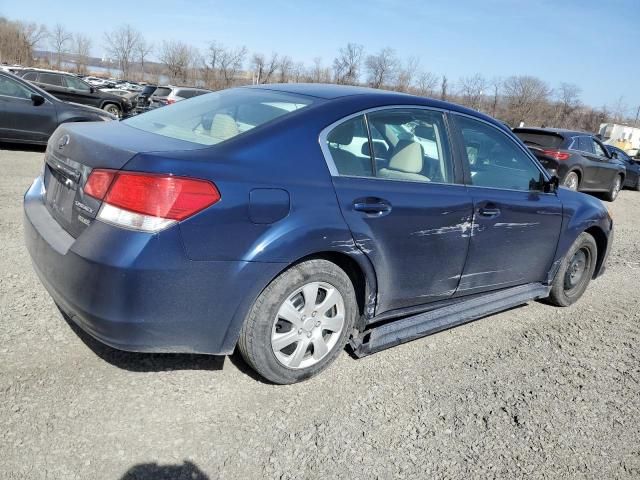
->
17;69;133;117
513;128;626;201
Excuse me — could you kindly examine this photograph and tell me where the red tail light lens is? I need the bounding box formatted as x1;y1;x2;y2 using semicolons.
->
84;169;220;223
542;149;570;161
84;169;116;199
166;98;176;104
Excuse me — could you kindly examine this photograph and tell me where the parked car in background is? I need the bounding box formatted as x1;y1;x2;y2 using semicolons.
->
135;84;157;112
23;84;613;384
149;86;211;108
16;69;133;117
100;88;139;107
605;145;640;190
513;127;625;201
627;148;639;159
0;70;113;145
83;76;116;88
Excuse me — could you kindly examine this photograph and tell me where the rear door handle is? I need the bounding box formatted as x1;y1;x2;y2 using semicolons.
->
478;206;500;217
353;198;392;216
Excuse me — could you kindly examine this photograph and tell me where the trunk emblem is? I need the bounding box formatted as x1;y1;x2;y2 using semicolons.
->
58;134;70;150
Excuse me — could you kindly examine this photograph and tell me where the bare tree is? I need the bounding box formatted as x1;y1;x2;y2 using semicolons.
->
159;40;193;83
553;83;582;128
50;24;72;69
219;45;247;87
502;75;552;126
440;75;448;101
458;74;488;111
0;18;46;64
611;96;628;123
333;43;363;85
365;47;398;88
278;55;293;83
103;24;141;79
394;56;419;92
489;77;501;117
252;52;279;84
73;34;92;74
415;71;439;97
17;21;47;63
136;38;153;81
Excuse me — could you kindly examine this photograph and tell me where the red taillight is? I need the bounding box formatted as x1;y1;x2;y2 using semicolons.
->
166;98;176;104
84;169;220;221
84;169;116;199
541;149;570;161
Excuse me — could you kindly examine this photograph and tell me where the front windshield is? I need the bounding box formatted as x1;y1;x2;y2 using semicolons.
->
125;88;314;146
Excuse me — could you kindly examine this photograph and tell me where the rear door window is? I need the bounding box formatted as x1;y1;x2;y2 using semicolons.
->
578;136;594;153
326;115;373;177
38;73;64;87
22;72;38;81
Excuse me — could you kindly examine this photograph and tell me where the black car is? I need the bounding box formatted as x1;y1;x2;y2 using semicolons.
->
606;145;640;190
0;71;114;145
135;84;158;113
513;128;626;201
16;69;132;117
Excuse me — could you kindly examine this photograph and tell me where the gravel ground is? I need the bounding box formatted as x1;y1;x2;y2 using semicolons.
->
1;146;639;480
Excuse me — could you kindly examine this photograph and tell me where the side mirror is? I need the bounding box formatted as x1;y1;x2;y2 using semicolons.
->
31;93;45;106
89;86;95;93
610;151;618;159
543;174;559;193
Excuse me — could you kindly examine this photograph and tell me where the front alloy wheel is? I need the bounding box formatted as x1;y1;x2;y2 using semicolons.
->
563;172;579;191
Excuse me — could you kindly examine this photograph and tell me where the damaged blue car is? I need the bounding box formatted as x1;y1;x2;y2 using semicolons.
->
24;84;613;384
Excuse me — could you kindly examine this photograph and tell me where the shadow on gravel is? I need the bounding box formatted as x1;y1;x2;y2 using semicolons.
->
0;142;46;152
119;460;209;480
61;311;225;373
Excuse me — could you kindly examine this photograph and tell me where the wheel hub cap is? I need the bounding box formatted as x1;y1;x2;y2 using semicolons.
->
271;281;345;370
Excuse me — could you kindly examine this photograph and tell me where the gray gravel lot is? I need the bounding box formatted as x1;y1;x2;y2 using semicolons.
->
1;146;639;479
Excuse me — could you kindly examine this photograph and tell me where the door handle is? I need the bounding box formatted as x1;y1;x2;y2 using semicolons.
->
353;198;392;216
478;206;500;217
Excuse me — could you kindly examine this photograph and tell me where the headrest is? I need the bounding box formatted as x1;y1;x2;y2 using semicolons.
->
415;125;435;141
389;142;423;173
210;113;239;141
328;121;355;145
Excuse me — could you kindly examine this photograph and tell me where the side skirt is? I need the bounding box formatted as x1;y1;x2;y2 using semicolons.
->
350;283;550;357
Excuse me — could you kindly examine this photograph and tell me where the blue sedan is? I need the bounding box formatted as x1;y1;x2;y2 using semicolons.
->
24;84;613;384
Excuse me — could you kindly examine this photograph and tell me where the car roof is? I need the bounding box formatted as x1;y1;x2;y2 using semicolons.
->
513;127;592;137
244;83;506;129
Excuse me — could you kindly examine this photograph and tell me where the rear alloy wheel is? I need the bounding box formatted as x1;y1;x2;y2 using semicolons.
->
102;103;122;117
548;232;597;307
238;259;357;384
604;174;622;202
563;171;580;191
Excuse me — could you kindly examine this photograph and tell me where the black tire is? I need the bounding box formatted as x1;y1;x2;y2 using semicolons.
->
548;232;597;307
102;103;122;117
603;174;622;201
238;259;357;384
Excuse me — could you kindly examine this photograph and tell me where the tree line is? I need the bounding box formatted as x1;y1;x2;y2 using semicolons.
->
0;16;634;132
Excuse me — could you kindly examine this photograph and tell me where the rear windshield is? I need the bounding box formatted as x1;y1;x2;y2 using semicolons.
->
513;130;565;149
124;88;315;145
141;85;157;95
152;87;172;97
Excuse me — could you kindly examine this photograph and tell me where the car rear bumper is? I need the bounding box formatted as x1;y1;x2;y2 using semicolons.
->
24;176;285;355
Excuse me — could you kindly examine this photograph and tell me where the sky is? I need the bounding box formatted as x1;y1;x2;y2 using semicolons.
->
2;0;639;112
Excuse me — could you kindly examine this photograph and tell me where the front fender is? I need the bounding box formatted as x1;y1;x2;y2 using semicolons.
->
550;188;612;282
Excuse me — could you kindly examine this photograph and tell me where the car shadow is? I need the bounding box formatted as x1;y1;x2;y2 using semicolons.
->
0;142;46;152
119;460;209;480
61;311;225;373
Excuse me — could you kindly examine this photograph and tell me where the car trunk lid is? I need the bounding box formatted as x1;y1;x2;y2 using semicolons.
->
43;122;208;238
